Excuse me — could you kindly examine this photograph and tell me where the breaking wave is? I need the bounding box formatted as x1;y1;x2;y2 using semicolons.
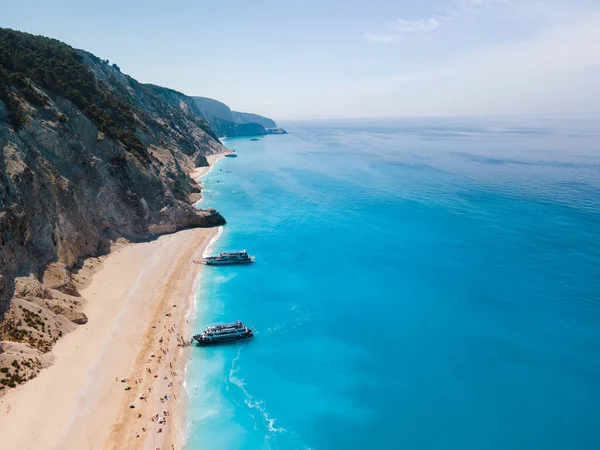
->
203;225;224;258
228;348;287;436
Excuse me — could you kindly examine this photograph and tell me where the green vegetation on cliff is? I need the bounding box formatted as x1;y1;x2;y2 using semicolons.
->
0;28;150;159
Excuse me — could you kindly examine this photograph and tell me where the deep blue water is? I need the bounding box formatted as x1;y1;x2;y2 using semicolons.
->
185;116;600;450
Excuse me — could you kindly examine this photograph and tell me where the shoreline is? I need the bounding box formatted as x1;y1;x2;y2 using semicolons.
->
176;224;224;447
174;154;227;448
103;227;217;450
0;228;217;449
0;154;228;449
191;152;230;180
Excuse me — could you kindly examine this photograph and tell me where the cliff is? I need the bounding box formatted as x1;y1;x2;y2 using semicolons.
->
0;28;226;387
192;96;284;137
232;111;277;129
192;96;233;122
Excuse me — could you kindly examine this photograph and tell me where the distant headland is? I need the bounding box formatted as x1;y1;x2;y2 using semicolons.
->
193;96;287;138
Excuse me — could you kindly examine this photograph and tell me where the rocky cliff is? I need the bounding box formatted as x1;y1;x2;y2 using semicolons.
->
192;96;284;137
0;28;226;388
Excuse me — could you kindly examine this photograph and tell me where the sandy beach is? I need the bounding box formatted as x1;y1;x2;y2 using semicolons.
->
0;152;227;450
0;227;217;449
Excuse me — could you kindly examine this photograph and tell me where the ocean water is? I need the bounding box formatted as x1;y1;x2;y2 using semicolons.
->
185;115;600;450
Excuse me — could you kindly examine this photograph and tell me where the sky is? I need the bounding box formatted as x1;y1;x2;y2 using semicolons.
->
2;0;600;120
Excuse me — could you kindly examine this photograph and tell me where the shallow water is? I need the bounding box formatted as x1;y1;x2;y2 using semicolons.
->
185;115;600;450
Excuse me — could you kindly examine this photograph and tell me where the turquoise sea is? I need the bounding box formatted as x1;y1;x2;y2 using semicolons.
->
186;116;600;450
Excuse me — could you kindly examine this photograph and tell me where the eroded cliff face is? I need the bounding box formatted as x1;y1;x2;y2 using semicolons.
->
0;34;226;388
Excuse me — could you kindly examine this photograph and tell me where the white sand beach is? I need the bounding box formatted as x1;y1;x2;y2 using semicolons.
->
0;227;216;449
0;148;231;450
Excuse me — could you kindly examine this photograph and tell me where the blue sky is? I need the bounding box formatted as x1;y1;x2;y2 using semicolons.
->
2;0;600;119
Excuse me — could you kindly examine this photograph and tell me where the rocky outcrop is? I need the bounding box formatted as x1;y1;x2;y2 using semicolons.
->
0;29;229;388
148;206;225;235
66;312;88;325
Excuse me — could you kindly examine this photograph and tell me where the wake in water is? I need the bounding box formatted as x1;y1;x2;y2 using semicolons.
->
228;347;288;441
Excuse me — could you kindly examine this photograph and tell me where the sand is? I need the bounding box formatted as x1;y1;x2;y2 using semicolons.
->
0;227;218;449
191;152;230;180
0;151;230;449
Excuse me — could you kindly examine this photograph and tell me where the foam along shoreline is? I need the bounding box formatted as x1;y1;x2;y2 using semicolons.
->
0;227;217;450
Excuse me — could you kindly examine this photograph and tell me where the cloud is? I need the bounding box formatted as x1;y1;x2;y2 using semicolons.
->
353;12;600;116
364;0;507;43
393;17;441;33
362;33;399;43
363;16;443;43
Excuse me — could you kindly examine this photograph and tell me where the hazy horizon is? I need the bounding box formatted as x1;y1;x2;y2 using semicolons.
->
2;0;600;120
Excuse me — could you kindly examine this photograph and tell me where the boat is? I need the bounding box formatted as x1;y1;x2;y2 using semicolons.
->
193;321;254;345
202;250;254;265
225;153;238;158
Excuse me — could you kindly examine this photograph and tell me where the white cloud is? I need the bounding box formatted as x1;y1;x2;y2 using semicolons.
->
364;0;507;43
362;33;398;43
393;17;441;33
354;12;600;116
272;10;600;119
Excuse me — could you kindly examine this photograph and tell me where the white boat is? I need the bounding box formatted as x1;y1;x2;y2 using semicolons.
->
202;250;254;265
192;321;254;346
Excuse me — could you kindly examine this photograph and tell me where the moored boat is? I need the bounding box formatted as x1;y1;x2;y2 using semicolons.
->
202;250;254;265
193;321;254;346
